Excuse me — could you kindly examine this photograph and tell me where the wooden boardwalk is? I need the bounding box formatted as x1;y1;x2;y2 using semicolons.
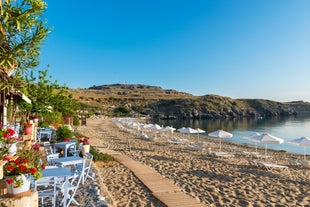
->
98;148;207;207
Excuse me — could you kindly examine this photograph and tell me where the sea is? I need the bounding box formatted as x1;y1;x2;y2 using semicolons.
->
153;115;310;156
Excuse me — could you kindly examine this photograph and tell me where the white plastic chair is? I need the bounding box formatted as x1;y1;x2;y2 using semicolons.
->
57;167;83;206
68;142;83;157
75;152;94;184
46;153;60;166
35;176;57;207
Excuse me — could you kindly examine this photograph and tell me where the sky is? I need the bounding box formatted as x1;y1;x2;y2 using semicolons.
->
38;0;310;102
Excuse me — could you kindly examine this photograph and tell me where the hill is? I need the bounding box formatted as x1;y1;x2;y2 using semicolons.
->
69;84;306;119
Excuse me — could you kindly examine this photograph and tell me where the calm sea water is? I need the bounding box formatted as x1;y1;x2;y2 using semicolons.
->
154;115;310;155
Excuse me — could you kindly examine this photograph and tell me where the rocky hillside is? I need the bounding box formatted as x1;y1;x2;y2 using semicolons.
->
69;84;306;119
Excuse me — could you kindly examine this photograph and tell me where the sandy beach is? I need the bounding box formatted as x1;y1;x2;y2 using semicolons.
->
76;117;310;207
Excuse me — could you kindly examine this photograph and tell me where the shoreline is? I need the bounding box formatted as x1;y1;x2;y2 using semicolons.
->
76;117;310;207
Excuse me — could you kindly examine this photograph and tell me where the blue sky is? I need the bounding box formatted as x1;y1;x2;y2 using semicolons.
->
38;0;310;102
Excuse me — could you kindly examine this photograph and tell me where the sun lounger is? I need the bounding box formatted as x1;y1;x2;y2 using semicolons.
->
298;160;310;168
256;161;289;172
247;159;259;168
185;143;203;150
211;151;234;158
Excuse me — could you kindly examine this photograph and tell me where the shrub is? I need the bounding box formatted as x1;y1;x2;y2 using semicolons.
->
56;125;73;141
90;147;115;162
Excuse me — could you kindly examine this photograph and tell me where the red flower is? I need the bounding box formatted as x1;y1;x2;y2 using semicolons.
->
29;167;37;174
5;165;15;172
7;128;15;136
19;165;27;172
6;178;13;185
3;157;10;161
14;159;20;165
20;158;29;164
41;164;45;170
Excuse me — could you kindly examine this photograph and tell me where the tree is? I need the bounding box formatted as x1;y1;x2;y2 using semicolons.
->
0;0;50;125
0;0;50;76
24;69;79;119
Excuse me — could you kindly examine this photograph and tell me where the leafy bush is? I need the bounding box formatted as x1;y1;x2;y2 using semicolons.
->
90;147;115;162
56;125;73;141
39;112;63;127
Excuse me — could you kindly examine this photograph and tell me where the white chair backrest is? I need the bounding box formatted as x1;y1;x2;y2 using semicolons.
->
35;176;57;206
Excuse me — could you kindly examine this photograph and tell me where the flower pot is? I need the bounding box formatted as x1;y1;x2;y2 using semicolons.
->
24;127;32;135
82;145;90;156
5;174;31;197
0;160;7;179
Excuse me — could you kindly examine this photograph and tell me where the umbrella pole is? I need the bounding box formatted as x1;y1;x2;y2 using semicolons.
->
220;139;222;151
265;144;267;156
304;146;306;160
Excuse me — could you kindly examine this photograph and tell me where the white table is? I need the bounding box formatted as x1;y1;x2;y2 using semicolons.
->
40;167;72;207
53;141;77;157
52;156;85;167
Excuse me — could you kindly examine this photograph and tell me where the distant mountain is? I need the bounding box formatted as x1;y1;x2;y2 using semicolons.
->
69;84;308;119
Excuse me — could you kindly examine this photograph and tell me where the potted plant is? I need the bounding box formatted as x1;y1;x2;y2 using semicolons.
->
29;115;40;123
23;122;33;135
0;127;22;156
0;127;22;179
56;125;73;142
79;137;90;156
3;144;46;197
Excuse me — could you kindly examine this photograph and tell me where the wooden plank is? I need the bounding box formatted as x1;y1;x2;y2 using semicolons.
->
111;154;208;207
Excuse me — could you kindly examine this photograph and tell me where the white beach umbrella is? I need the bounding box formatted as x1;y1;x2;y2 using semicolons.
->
177;127;186;132
150;124;162;130
244;132;262;152
208;130;233;150
178;127;198;138
195;128;206;142
161;126;176;133
247;133;284;156
288;137;310;160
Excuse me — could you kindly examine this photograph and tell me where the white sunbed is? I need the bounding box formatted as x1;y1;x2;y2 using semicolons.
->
256;161;289;172
211;151;234;158
185;143;203;150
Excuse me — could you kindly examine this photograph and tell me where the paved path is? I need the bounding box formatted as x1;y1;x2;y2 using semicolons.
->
96;148;207;207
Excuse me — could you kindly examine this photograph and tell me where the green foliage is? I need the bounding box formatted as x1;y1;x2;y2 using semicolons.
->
73;116;80;126
24;69;78;119
39;111;63;127
0;0;50;75
56;125;73;141
90;147;116;162
113;105;131;116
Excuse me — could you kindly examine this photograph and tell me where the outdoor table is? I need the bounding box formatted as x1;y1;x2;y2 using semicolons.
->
53;141;77;157
39;166;72;207
52;156;85;182
52;156;85;167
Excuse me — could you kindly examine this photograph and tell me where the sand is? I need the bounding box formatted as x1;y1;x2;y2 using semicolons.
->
76;117;310;207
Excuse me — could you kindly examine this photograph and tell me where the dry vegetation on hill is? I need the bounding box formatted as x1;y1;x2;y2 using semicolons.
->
68;84;303;119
